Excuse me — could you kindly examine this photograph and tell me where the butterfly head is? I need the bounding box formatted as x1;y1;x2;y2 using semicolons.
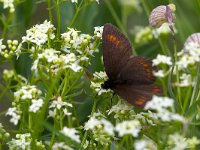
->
101;80;113;90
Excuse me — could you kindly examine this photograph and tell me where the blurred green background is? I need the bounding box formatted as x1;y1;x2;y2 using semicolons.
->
1;0;200;126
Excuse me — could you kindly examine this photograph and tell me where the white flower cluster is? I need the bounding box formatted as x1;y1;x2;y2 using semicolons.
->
6;107;22;125
168;133;200;150
90;71;112;95
145;96;185;122
152;54;172;78
0;39;6;53
94;26;104;39
84;112;114;145
7;133;32;150
115;120;141;137
22;20;55;47
48;96;72;119
61;27;98;57
61;126;80;143
107;100;134;119
0;0;15;12
31;48;82;74
52;142;73;150
134;136;157;150
14;85;42;101
134;23;175;45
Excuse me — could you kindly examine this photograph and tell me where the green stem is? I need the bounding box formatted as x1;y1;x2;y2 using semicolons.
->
69;0;84;27
56;0;61;40
172;35;182;110
47;0;53;22
81;97;98;147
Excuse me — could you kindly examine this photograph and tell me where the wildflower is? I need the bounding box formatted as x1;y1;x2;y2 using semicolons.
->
6;107;21;125
29;98;44;113
149;3;176;29
84;113;114;145
14;85;42;101
179;73;193;87
134;26;153;45
71;0;78;3
94;26;104;39
48;96;72;118
115;120;141;137
118;0;141;12
152;54;172;66
22;20;55;47
153;70;164;78
0;123;10;141
107;100;134;119
7;133;32;150
134;136;157;150
168;133;187;150
187;137;200;149
52;142;73;150
61;127;80;143
3;69;15;80
0;0;15;12
134;111;158;126
0;39;6;53
145;96;185;122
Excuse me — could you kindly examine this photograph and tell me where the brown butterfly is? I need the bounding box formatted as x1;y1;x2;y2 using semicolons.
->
101;23;162;108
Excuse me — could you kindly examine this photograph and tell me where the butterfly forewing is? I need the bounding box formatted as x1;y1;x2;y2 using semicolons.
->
119;57;156;84
102;24;132;80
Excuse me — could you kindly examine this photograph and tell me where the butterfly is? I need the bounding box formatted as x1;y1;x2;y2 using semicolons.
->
101;23;162;108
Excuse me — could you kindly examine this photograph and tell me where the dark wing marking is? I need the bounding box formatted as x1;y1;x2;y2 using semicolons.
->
113;84;162;108
102;23;132;80
118;56;156;84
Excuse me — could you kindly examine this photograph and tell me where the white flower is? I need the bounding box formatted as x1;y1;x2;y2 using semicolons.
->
49;96;72;109
48;96;72;118
71;0;78;3
168;133;187;150
7;133;31;150
69;62;82;72
0;39;6;53
152;54;172;66
6;107;21;125
52;142;74;150
179;73;193;87
22;20;55;46
153;70;164;78
84;117;114;136
115;120;141;137
0;0;15;12
134;137;157;150
187;137;200;148
94;26;104;39
84;117;101;130
145;96;185;122
14;85;42;101
61;127;80;143
29;99;44;113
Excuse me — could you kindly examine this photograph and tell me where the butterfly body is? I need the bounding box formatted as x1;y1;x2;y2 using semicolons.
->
101;23;162;108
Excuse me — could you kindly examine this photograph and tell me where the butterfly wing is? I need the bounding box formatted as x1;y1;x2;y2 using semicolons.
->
113;84;162;108
118;56;157;84
102;23;132;80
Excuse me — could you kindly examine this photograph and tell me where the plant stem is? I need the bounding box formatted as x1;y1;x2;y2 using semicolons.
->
69;0;84;27
47;0;53;22
56;0;61;40
81;97;98;147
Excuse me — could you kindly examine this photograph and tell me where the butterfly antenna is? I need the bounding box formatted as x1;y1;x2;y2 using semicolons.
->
94;72;104;80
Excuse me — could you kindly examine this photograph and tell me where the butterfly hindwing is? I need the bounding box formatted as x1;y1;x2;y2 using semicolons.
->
102;23;132;80
118;56;157;84
113;84;162;108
